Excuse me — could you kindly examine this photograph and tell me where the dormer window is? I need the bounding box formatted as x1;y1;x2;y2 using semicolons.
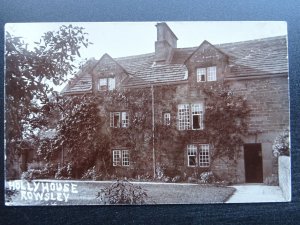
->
197;66;216;82
98;77;115;91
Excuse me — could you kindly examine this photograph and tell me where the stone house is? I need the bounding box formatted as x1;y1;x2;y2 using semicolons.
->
62;23;289;183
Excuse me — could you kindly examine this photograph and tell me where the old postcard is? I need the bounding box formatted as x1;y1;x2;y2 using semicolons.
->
4;21;291;205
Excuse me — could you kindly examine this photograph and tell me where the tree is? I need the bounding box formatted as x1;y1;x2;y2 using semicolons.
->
41;95;110;178
5;25;91;178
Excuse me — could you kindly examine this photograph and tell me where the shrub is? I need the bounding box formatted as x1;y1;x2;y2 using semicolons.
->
97;180;148;205
81;166;101;180
55;163;72;179
171;175;181;183
155;164;166;180
5;188;18;203
21;163;57;181
273;129;290;157
199;171;215;184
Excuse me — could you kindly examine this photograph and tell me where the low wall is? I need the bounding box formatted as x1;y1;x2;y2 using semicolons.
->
278;156;291;201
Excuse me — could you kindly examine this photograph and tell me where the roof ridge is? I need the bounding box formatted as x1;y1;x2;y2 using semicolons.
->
115;52;155;61
216;35;287;47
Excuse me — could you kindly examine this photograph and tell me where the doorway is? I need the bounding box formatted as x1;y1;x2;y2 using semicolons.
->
244;143;263;183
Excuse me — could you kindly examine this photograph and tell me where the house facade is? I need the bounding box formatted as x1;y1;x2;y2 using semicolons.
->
62;23;289;183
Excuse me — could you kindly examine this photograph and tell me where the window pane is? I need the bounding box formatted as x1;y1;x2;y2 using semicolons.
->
178;104;190;130
192;115;200;129
199;144;210;167
113;150;121;166
164;113;171;125
197;68;206;82
113;112;121;128
122;150;130;166
108;78;116;90
191;104;203;130
99;78;108;91
121;112;129;128
110;112;114;127
187;145;197;167
207;66;216;81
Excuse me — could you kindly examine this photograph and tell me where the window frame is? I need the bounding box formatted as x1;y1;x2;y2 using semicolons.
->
178;103;204;131
163;112;171;126
178;104;190;130
191;104;204;130
196;66;217;82
187;144;197;167
187;144;210;167
110;111;129;128
98;77;116;91
112;149;130;167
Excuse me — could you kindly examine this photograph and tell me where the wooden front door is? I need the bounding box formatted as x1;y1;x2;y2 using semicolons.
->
244;144;263;183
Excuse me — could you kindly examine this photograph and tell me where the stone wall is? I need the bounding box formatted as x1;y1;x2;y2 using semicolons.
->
229;76;289;133
278;156;291;201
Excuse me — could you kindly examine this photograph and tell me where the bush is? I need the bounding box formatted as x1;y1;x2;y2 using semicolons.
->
199;171;215;184
21;163;57;181
5;188;18;203
171;175;181;183
273;129;290;157
81;166;101;180
55;163;72;179
97;180;148;205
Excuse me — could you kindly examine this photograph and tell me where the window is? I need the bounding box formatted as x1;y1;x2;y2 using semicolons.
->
110;112;129;128
122;150;130;166
178;103;203;130
187;144;210;167
191;104;203;130
113;150;130;166
199;144;210;167
197;68;206;82
207;66;216;81
178;104;190;130
163;113;171;125
98;77;115;91
197;66;216;82
187;145;197;167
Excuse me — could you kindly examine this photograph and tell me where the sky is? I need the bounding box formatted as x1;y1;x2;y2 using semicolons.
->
5;21;287;59
5;21;287;91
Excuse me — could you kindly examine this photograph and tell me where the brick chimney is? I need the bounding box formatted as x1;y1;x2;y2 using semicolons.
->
155;22;178;64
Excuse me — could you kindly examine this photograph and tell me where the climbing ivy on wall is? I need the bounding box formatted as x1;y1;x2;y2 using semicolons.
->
36;81;250;179
202;81;251;160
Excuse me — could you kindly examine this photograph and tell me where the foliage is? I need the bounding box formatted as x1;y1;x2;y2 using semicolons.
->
97;180;149;205
21;163;57;181
199;171;215;183
153;82;250;175
46;95;110;178
202;82;250;160
5;25;91;176
55;163;73;179
5;188;18;203
81;166;100;180
272;129;290;157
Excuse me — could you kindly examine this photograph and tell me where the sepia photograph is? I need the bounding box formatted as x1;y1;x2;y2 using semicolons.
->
4;21;290;205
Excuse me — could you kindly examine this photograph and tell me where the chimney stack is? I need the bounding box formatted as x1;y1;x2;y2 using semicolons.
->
155;22;178;64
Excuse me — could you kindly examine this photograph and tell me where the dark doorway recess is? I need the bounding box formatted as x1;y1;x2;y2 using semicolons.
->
244;143;263;183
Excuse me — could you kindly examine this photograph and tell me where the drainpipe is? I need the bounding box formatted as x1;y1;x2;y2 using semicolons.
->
151;85;156;179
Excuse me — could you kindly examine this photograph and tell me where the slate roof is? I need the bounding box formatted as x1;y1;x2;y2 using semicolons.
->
217;36;288;77
62;35;288;94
